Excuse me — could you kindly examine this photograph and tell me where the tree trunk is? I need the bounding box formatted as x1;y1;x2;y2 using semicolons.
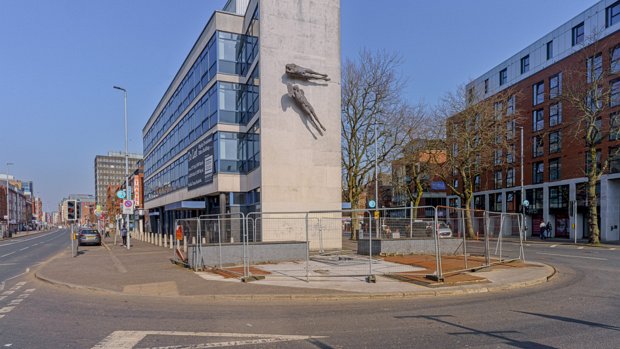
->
412;181;424;219
587;176;600;244
349;190;361;241
464;195;476;239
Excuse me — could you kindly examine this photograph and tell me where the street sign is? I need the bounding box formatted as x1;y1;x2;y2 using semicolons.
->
522;200;530;207
122;200;134;214
368;200;376;209
374;211;380;219
117;190;126;199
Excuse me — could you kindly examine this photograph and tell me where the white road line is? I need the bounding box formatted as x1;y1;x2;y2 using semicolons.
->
577;246;584;250
0;230;62;248
19;247;28;251
611;248;617;251
550;244;558;248
536;252;607;260
0;252;15;258
0;306;15;314
92;331;326;349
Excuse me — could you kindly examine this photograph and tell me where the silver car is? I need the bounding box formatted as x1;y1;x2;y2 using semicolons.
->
78;229;102;246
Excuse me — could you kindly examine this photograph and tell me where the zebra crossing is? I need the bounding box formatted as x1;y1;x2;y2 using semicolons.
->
0;282;35;320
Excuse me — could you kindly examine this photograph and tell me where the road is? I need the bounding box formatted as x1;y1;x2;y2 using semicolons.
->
0;238;619;348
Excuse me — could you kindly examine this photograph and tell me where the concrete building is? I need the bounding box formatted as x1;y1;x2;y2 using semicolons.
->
454;0;620;242
94;151;143;207
142;0;341;247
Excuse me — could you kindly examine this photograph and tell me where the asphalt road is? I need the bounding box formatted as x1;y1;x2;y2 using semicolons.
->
0;229;67;292
0;238;619;348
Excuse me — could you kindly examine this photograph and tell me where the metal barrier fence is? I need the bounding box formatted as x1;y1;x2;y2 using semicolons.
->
166;205;525;283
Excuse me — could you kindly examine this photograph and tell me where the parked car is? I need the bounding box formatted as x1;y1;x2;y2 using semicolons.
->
78;229;101;246
425;222;453;238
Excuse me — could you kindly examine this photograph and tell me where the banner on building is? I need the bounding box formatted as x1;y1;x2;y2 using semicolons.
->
187;136;214;190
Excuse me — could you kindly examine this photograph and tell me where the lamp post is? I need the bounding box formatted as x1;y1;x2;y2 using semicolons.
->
516;126;526;240
113;85;131;250
4;162;13;238
374;118;379;239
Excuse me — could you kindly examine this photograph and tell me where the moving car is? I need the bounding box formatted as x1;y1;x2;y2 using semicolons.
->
425;222;453;238
78;229;101;246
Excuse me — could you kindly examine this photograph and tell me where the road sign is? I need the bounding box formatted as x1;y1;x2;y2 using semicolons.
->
374;211;380;219
122;200;134;214
117;190;126;199
368;200;376;209
522;200;530;207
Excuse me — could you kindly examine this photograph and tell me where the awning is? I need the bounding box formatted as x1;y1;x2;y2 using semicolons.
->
164;201;206;211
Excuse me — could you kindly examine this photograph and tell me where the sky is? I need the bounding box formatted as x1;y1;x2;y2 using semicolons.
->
0;0;596;212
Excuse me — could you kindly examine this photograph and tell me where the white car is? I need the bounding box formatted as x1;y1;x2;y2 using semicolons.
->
437;223;453;238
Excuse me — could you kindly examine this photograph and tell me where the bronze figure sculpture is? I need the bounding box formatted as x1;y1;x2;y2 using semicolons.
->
285;63;330;81
287;83;327;135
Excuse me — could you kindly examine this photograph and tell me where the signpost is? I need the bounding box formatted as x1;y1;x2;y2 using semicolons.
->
122;200;134;215
116;190;126;199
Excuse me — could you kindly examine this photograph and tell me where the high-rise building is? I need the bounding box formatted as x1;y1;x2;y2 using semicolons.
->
451;0;620;242
94;151;143;207
142;0;341;245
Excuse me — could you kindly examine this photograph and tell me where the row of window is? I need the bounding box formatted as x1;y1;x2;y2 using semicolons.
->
144;81;259;178
144;130;260;202
144;31;258;155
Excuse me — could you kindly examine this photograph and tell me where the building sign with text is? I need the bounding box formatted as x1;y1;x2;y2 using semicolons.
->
188;136;214;190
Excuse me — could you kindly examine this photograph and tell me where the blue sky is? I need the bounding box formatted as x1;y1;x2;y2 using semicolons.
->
0;0;594;211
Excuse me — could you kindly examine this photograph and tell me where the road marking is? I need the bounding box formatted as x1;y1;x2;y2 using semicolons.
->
0;252;15;258
92;331;327;349
0;263;15;266
0;287;34;321
536;252;607;260
550;244;557;248
0;230;62;248
611;248;617;251
19;247;28;251
0;307;15;314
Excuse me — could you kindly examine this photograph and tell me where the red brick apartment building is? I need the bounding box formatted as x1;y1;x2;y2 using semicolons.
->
450;0;620;242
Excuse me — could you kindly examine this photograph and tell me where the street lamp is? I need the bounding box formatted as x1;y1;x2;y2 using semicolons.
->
516;126;526;240
5;162;13;238
113;85;131;250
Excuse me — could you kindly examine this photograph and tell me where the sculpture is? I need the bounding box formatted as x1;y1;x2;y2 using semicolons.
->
285;63;330;81
287;83;327;135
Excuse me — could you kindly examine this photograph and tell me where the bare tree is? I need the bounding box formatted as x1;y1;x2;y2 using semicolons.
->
561;33;620;244
434;85;521;238
341;49;421;240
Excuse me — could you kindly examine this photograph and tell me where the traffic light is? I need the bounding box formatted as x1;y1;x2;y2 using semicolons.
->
76;201;82;220
67;200;76;221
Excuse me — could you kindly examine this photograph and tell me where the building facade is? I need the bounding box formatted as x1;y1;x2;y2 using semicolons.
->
142;0;342;246
455;0;620;242
94;151;143;207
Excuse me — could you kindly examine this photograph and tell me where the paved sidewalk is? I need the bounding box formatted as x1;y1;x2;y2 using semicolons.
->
34;235;556;301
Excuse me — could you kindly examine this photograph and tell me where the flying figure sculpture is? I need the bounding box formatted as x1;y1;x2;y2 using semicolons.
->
287;83;327;135
285;63;330;81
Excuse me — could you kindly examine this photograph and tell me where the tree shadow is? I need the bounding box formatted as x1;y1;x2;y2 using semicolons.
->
394;314;557;349
513;311;620;331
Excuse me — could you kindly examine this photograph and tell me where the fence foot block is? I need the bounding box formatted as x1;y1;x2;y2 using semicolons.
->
366;275;376;283
241;275;265;283
425;274;444;282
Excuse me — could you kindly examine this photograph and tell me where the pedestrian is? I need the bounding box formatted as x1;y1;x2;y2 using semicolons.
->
121;224;128;246
546;221;553;239
539;221;546;240
104;229;110;238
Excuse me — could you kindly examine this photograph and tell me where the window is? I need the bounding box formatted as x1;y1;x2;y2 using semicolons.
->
533;81;544;105
611;79;620;107
521;55;530;74
494;170;503;189
484;79;489;94
612;45;620;73
500;68;508;86
572;22;584;46
549;73;561;98
610;147;620;173
549;185;569;208
547;40;554;60
587;86;603;112
507;144;515;164
507;95;515;115
550;103;562;126
507;119;515;139
533;161;544;184
506;168;515;187
474;175;481;192
467;87;475;104
549;131;561;153
549;158;561;181
533;135;544;157
594;118;602;143
494;149;503;165
587;53;602;83
533;109;544;131
607;1;620;27
491;193;502;212
610;112;620;141
474;195;485;210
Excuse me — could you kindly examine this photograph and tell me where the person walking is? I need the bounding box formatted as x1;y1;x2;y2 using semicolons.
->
546;221;553;239
121;224;128;246
539;221;547;240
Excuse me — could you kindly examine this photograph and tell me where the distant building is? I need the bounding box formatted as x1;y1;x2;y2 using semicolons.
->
94;151;143;207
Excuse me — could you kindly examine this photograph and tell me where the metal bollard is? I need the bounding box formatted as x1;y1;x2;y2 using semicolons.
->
183;237;187;254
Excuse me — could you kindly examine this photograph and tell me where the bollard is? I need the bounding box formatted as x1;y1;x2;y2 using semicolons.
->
183;237;188;254
170;235;174;249
159;234;162;247
192;236;196;245
202;237;206;244
164;234;167;248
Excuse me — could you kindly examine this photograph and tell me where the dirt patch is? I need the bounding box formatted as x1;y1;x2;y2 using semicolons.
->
210;266;271;279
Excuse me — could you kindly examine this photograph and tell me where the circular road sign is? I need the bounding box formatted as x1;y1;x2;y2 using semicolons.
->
123;200;133;208
116;190;126;199
368;200;376;208
522;199;530;207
